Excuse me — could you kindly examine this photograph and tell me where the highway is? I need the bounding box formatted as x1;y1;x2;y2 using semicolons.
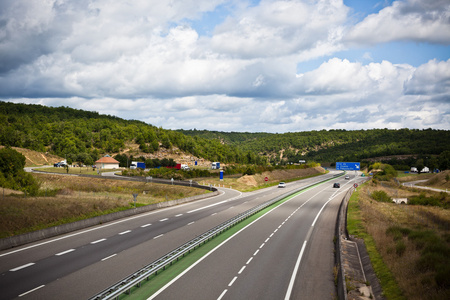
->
150;173;363;300
0;172;347;299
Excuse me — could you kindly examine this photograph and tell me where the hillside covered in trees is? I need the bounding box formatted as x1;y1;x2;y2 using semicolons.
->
180;128;450;169
1;102;449;170
0;102;265;165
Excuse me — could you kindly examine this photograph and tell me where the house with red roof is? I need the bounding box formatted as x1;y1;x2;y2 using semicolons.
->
95;156;120;169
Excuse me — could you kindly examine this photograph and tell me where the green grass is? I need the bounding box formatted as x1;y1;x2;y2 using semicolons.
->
347;188;406;300
38;167;112;176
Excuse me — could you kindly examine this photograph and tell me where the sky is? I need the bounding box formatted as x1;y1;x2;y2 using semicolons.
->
0;0;449;133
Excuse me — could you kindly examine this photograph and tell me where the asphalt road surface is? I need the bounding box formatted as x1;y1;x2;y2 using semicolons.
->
150;173;364;300
0;172;346;299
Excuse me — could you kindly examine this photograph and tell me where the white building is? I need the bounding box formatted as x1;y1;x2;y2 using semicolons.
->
95;156;119;169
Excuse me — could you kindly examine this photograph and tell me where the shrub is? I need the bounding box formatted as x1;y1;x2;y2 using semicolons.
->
395;240;406;257
371;190;392;203
243;166;256;176
386;226;411;241
435;265;450;288
408;193;446;208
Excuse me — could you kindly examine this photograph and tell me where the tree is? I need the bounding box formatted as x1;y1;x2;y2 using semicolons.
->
0;147;40;195
0;147;26;175
439;151;450;170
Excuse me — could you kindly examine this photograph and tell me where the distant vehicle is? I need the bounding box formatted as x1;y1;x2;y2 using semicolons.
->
212;162;220;169
131;161;145;169
278;182;286;188
345;175;350;180
54;161;67;167
333;183;340;188
421;166;430;173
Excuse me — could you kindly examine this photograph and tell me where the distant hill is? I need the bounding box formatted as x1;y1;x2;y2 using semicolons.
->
1;102;449;169
0;102;265;166
180;128;450;168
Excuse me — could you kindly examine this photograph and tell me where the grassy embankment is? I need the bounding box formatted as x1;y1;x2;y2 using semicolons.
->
0;172;208;238
347;171;450;300
0;166;326;239
196;166;327;192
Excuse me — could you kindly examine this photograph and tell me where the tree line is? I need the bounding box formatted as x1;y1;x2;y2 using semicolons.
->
0;102;267;166
1;102;449;170
182;128;450;169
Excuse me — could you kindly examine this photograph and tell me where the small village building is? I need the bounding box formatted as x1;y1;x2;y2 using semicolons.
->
95;156;119;169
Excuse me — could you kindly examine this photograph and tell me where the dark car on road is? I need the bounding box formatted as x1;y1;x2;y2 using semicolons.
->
333;183;340;188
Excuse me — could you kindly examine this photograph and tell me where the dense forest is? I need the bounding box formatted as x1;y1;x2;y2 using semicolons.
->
0;102;266;165
1;102;449;170
180;128;450;169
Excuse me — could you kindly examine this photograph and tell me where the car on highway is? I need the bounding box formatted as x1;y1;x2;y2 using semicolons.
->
278;182;286;188
333;183;340;188
345;175;350;180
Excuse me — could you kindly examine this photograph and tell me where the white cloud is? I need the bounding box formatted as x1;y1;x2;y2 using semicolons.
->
345;0;450;45
403;59;450;97
0;0;449;132
211;0;348;58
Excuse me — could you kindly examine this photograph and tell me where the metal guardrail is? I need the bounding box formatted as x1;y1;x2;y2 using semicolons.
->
89;172;344;300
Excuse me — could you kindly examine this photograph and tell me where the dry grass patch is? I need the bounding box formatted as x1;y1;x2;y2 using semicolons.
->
355;180;450;300
196;166;326;192
0;173;208;238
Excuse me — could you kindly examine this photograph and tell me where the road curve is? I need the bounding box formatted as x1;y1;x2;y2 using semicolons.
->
149;173;364;300
0;172;339;299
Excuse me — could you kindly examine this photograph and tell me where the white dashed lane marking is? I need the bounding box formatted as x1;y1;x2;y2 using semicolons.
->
91;238;106;244
10;263;35;272
55;249;75;256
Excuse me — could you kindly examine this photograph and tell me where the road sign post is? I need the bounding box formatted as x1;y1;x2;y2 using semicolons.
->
132;193;138;208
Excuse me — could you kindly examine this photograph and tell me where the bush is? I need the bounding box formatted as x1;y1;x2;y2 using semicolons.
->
371;190;392;203
386;226;411;241
408;193;448;208
243;166;256;176
395;240;406;256
435;265;450;288
0;147;40;195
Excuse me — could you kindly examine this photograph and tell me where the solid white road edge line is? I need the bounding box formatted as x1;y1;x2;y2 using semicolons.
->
284;241;307;300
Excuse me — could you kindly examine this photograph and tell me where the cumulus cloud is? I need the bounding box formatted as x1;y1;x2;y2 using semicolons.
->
211;0;348;58
345;0;450;45
0;0;449;132
403;59;450;97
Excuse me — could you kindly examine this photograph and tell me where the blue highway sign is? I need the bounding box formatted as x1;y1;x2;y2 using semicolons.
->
336;162;360;171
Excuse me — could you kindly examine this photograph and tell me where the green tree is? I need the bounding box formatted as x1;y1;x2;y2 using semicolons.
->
0;147;40;195
0;147;26;175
